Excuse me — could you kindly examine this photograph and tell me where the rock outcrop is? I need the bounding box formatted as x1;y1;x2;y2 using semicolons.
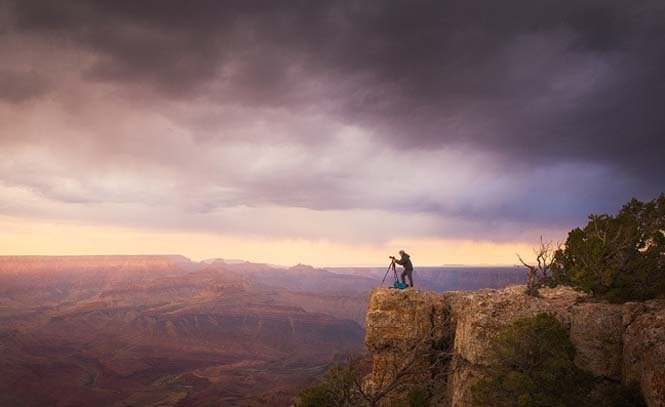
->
623;301;665;407
364;285;665;406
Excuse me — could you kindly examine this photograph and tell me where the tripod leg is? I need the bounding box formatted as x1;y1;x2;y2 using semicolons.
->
380;261;393;285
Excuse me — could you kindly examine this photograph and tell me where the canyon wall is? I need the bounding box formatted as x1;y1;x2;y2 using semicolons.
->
365;286;665;406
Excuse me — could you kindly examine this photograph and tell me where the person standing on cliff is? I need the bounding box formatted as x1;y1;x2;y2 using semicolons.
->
392;250;414;288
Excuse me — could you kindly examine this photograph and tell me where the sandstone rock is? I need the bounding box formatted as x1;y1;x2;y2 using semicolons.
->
570;302;623;379
365;287;451;352
364;285;665;407
446;357;485;407
623;300;665;407
446;285;587;406
450;285;585;366
364;288;453;405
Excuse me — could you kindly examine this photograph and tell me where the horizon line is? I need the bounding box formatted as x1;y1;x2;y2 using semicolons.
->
0;253;521;268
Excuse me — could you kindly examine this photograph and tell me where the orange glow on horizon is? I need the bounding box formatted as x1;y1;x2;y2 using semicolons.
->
0;215;538;267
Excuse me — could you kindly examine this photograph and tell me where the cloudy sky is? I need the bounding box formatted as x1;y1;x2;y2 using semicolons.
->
1;1;663;265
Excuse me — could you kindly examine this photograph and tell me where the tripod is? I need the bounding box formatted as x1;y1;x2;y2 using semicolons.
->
381;259;398;286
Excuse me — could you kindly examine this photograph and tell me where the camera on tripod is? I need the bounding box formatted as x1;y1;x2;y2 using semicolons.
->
382;256;407;290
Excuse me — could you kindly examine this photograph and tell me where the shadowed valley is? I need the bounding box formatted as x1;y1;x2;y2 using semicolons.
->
0;256;524;406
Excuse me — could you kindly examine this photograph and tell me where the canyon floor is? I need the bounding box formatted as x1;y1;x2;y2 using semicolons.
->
0;256;524;406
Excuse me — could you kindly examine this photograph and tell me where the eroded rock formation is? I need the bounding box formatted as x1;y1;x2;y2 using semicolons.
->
365;286;665;406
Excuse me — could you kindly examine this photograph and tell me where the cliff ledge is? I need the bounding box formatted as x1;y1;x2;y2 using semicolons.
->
365;285;665;406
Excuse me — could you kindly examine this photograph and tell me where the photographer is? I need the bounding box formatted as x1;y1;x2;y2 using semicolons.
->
391;250;414;288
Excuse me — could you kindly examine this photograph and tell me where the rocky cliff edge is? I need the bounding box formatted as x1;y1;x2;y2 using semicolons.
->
365;285;665;407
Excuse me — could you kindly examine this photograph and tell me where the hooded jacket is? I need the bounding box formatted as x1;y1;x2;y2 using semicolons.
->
394;252;413;271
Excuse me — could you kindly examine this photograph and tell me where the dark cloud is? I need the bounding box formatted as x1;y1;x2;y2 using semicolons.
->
1;0;663;236
6;1;664;181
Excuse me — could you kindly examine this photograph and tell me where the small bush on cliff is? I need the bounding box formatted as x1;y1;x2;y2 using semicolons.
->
294;358;366;407
406;387;430;407
553;194;665;302
295;382;334;407
471;313;588;406
471;313;646;407
296;377;431;407
295;326;449;406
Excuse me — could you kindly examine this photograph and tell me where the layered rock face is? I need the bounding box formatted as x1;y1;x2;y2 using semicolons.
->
365;289;454;405
0;256;366;407
365;286;665;406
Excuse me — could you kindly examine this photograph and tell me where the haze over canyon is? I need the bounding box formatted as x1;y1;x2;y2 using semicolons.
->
0;255;524;406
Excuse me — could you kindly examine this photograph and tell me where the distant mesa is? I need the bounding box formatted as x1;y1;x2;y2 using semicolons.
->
288;263;318;273
201;258;249;265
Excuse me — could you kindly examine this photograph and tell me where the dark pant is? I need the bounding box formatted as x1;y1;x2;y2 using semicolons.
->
400;268;414;287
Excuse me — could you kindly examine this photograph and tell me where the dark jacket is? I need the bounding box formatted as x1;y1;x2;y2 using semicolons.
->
395;253;413;271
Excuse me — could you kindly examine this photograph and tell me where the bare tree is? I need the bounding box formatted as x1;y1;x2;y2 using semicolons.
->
352;318;454;406
516;237;559;296
295;313;454;407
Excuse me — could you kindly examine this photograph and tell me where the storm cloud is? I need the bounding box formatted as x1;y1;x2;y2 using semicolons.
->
0;0;663;243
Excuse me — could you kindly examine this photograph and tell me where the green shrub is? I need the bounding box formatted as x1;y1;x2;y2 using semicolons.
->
294;382;334;407
295;357;435;406
553;194;665;302
471;313;588;407
406;387;429;407
471;313;646;407
294;358;367;407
